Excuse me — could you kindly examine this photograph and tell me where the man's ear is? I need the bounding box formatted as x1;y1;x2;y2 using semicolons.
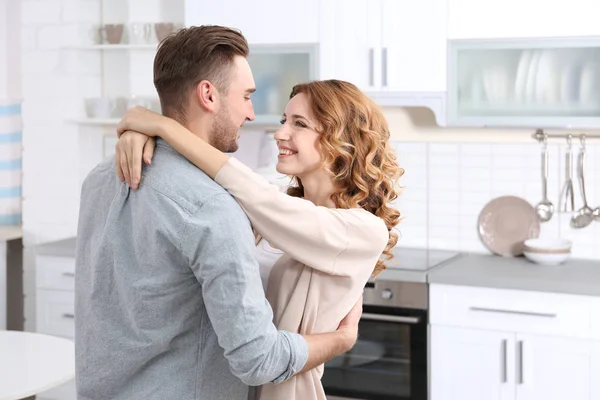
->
195;80;219;113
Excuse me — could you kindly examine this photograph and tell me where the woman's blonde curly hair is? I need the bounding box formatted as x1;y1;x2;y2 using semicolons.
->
286;80;404;276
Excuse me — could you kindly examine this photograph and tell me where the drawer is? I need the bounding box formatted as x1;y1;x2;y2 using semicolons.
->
36;255;75;291
37;289;75;339
430;284;592;338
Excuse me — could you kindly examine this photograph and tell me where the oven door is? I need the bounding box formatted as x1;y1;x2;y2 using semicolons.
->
321;305;427;400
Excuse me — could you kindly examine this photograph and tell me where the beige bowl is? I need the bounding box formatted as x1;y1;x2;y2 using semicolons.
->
523;238;572;254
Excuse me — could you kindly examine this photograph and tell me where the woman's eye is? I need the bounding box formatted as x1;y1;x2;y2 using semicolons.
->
279;118;286;125
295;121;307;128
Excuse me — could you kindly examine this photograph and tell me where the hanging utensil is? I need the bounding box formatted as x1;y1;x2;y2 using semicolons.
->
534;134;554;222
570;135;594;229
559;134;575;213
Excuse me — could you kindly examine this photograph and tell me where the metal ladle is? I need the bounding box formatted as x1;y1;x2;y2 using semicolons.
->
570;135;594;228
559;134;575;213
535;135;554;222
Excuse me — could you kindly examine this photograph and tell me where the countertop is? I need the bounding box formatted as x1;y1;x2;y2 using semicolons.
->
429;253;600;297
0;226;22;242
33;237;600;298
35;237;76;258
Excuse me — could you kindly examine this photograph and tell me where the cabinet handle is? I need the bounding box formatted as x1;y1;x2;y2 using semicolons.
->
517;340;524;384
62;272;75;278
369;48;374;86
381;47;388;87
62;313;75;319
470;306;556;318
501;339;507;383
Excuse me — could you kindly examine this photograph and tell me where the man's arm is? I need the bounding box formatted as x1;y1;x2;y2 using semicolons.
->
181;193;359;385
301;296;362;373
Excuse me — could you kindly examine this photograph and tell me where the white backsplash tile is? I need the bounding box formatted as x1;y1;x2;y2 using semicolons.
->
391;140;600;260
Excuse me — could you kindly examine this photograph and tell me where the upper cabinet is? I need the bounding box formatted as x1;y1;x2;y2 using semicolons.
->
184;0;320;44
447;37;600;128
448;0;600;40
320;0;447;92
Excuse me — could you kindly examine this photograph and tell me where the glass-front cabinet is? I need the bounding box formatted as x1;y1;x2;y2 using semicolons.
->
246;44;318;125
447;37;600;128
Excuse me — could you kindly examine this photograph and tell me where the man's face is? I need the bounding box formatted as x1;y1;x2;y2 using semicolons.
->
210;56;256;153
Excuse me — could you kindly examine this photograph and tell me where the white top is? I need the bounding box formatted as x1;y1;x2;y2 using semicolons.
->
254;239;284;291
0;331;75;400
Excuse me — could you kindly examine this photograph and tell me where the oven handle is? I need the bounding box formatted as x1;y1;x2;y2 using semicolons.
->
361;312;420;324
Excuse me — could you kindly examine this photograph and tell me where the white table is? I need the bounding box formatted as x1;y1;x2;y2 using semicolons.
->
0;331;75;400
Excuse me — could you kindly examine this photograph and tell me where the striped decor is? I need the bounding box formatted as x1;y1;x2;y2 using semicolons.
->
0;100;22;226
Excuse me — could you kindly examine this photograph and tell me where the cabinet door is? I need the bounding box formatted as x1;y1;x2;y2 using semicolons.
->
448;0;600;39
319;0;381;90
381;0;447;92
515;334;592;400
431;326;515;400
184;0;320;44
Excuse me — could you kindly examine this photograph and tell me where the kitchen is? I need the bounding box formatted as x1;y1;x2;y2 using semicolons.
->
2;0;600;399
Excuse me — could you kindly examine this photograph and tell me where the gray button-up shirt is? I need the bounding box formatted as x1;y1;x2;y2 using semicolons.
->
75;139;308;400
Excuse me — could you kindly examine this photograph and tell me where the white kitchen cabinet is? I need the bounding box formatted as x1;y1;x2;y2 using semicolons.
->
319;0;377;90
515;334;591;400
184;0;320;44
381;0;446;92
35;239;77;400
431;326;514;400
448;0;600;40
320;0;446;92
431;284;597;400
432;326;592;400
447;37;600;128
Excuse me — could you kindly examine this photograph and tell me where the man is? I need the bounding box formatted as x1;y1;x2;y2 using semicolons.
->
75;25;361;400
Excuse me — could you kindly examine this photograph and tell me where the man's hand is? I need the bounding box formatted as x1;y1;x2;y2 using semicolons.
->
299;295;363;373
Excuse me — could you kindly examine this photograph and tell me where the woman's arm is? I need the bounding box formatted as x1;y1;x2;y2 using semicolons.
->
115;106;230;184
116;107;388;277
215;158;389;277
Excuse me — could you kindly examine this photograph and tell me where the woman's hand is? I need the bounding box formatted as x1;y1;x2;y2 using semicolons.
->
116;106;169;138
115;131;156;189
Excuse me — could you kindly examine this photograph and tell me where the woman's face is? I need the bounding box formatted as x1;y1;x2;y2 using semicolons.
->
274;93;323;178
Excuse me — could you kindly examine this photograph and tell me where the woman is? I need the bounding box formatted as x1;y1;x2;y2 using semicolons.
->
116;79;403;400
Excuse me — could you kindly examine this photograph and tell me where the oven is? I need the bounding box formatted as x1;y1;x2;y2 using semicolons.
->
322;280;428;400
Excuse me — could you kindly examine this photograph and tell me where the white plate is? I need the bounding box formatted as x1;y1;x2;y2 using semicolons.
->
514;50;532;102
524;51;541;103
477;196;541;257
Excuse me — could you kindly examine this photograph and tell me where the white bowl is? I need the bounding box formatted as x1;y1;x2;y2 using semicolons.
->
524;251;570;266
523;238;572;253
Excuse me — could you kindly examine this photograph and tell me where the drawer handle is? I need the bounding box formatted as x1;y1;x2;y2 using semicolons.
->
62;272;75;278
470;306;556;318
62;313;75;319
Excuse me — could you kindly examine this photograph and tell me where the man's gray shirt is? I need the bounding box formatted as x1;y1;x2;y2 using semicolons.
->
75;140;308;400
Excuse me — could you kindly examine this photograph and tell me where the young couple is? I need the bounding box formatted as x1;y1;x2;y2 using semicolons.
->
75;24;403;400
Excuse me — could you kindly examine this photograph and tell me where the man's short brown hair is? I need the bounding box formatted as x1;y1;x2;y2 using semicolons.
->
153;25;249;122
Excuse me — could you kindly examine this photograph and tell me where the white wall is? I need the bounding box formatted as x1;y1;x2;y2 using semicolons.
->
21;0;102;248
0;0;22;100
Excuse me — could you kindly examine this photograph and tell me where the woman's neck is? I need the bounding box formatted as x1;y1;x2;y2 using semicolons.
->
299;172;336;208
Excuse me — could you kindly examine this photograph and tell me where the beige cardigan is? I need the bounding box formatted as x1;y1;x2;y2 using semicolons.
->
215;158;389;400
